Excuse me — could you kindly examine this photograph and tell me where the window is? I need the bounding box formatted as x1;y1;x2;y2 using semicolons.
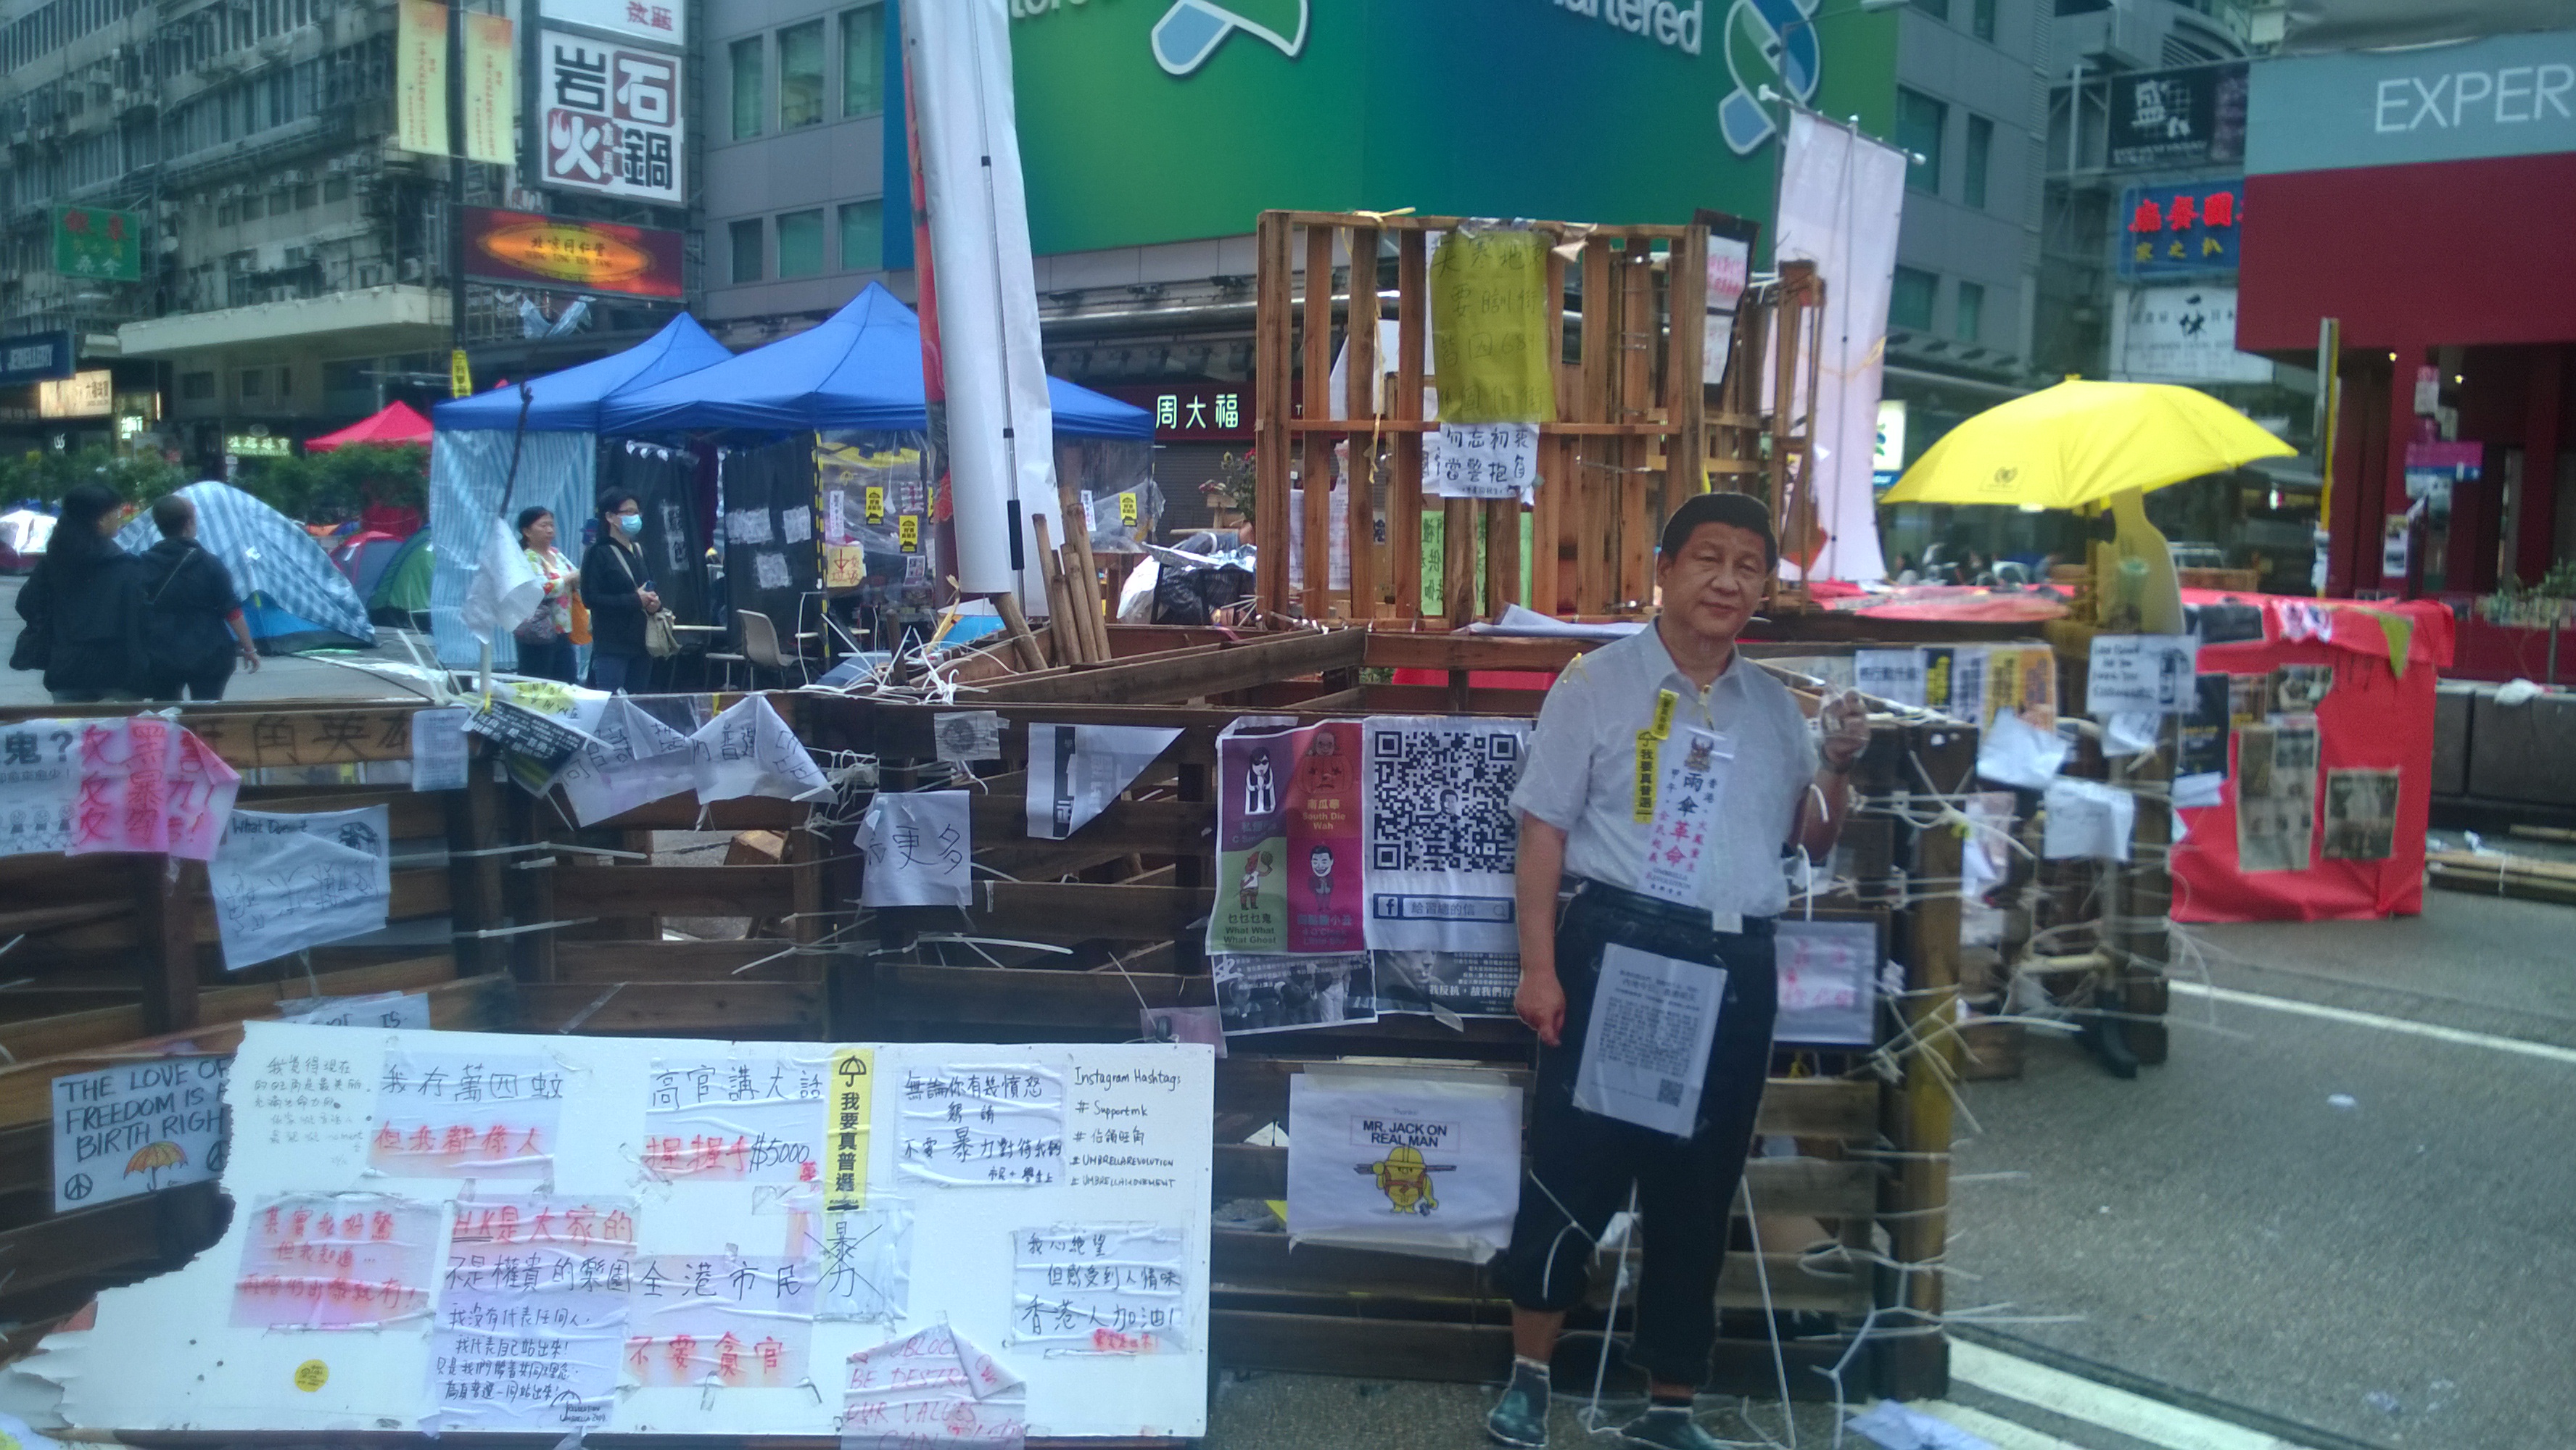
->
276;365;294;397
1965;115;1993;210
266;189;288;215
1896;88;1945;195
181;371;215;400
217;201;236;225
240;194;263;220
730;37;764;139
842;4;884;117
293;183;315;209
238;368;264;399
1890;268;1936;331
1955;281;1984;343
777;209;825;277
730;218;764;283
780;20;825;128
839;198;883;271
323;175;348;202
1973;0;1997;41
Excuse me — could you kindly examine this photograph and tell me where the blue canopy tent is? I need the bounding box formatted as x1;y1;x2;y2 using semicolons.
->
597;283;1153;439
426;314;731;666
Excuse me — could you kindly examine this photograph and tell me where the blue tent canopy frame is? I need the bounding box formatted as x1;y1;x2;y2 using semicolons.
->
597;283;1152;440
432;313;734;432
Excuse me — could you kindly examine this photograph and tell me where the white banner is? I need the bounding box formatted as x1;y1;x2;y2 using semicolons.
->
1774;112;1902;583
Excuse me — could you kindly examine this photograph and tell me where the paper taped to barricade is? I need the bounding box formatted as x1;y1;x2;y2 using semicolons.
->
1285;1069;1521;1262
2043;778;2136;862
859;790;971;907
559;696;695;825
692;695;831;803
1358;717;1530;953
1572;944;1722;1137
1025;724;1183;841
209;806;392;971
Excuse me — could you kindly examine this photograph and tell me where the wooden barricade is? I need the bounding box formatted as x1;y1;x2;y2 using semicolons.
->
1252;210;1710;626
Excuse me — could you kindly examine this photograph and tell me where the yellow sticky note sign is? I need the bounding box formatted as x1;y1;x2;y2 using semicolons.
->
826;1047;874;1212
1118;492;1139;526
447;349;471;399
897;515;920;553
864;486;886;525
1649;689;1677;742
1631;731;1659;824
1428;227;1558;425
293;1359;329;1392
825;544;864;589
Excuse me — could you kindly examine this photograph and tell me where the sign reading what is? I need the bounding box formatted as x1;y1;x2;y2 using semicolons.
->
463;207;685;299
2118;180;2242;278
53;206;141;281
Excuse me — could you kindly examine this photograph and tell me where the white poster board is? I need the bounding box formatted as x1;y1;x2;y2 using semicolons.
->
51;1056;231;1213
1284;1069;1521;1263
2085;634;2197;715
30;1023;1214;1441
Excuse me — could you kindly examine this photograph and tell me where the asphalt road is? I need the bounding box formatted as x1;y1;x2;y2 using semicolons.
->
0;573;438;706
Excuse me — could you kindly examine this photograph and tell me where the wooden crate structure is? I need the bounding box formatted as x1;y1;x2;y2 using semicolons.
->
804;626;1970;1400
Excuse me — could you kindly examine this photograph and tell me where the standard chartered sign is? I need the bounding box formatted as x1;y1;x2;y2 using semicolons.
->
1718;0;1821;154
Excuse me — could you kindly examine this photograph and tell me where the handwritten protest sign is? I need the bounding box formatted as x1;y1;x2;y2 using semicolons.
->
208;806;392;970
51;1055;231;1211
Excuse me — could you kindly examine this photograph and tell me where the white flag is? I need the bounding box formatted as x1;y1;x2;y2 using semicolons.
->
458;515;543;642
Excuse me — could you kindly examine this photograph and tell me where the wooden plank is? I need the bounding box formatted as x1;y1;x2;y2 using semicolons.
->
1440;494;1474;626
1484;497;1520;622
1355;684;1549;716
1346;223;1379;619
968;795;1214;857
0;955;462;1064
1254;212;1295;613
1363;633;1594;674
445;752;507;977
582;795;806;832
137;856;199;1035
871;963;1214;1031
1617;245;1655;610
1263;211;1696;241
513;982;825;1036
964;629;1365;707
1881;724;1965;1401
1302;222;1335;619
1215;1061;1878;1140
1577;236;1617;615
179;708;418;771
1392;228;1427;621
553;940;820;984
1212;1143;1874;1217
1667;223;1710;502
965;884;1215;942
1209;1232;1867;1314
1533;245;1569;617
0;1180;218;1301
1208;1309;1846;1396
550;864;797;919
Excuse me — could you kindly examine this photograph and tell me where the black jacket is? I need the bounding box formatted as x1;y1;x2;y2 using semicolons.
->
135;537;243;676
578;534;651;659
15;546;146;695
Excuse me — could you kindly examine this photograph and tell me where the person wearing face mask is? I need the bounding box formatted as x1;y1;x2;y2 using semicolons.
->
578;489;660;692
1483;493;1870;1450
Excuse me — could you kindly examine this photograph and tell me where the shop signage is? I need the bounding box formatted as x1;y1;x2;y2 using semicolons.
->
2113;286;2271;384
395;0;449;156
537;29;683;205
1095;382;1255;441
1006;1;1897;254
1872;398;1906;491
0;331;74;388
52;206;141;281
2108;63;2247;170
461;11;516;166
2247;28;2576;177
540;0;683;47
2118;180;2241;278
462;207;685;299
36;370;112;418
226;433;294;457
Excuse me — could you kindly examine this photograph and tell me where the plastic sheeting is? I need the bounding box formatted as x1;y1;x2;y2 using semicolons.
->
2170;594;2452;923
428;428;596;668
720;436;822;649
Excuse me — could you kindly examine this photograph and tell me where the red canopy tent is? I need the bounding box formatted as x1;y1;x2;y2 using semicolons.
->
305;400;432;452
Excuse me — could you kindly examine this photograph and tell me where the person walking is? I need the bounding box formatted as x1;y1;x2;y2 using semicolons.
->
511;505;581;684
578;489;659;692
1485;493;1869;1450
10;483;147;704
135;493;260;701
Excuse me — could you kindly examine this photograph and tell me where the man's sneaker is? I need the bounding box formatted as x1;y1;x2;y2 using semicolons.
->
1619;1403;1724;1450
1486;1362;1550;1448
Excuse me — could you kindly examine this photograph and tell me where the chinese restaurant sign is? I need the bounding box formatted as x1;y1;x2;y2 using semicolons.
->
538;30;682;204
53;207;141;281
463;207;685;299
2118;180;2242;278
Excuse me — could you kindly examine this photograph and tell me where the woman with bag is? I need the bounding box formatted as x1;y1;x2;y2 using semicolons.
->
578;489;662;692
136;492;260;700
11;483;147;703
511;505;581;684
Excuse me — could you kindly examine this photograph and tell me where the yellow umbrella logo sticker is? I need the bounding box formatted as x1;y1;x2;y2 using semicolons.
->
124;1140;187;1191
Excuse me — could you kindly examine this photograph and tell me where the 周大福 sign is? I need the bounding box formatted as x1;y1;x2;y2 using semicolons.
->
462;207;685;299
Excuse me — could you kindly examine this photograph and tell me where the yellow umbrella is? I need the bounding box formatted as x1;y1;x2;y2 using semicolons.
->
1881;379;2292;510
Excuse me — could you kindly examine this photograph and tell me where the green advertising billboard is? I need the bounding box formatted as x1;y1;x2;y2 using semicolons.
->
53;205;142;282
1008;0;1896;256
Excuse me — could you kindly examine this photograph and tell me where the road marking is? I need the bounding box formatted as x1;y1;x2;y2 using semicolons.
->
1951;1342;2305;1450
2170;982;2576;1067
1917;1400;2089;1449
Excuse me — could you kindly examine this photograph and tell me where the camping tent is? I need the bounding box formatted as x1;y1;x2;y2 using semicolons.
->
332;529;409;598
597;283;1153;438
426;314;731;667
306;400;434;452
0;508;53;572
368;530;433;623
115;481;378;652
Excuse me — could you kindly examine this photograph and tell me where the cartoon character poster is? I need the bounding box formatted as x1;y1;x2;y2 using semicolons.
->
1284;1072;1522;1263
1209;720;1364;954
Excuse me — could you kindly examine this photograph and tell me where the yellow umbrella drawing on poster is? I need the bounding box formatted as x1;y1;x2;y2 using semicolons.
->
125;1140;188;1190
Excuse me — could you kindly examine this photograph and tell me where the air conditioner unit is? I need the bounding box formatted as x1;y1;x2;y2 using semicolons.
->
324;157;347;173
257;243;286;270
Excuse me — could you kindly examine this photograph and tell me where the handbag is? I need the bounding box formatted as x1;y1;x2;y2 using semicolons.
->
608;542;680;658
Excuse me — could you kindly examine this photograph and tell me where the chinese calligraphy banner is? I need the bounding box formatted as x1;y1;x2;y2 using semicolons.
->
539;28;683;205
461;12;516;165
51;206;141;282
38;1023;1213;1439
1209;719;1366;954
395;0;449;157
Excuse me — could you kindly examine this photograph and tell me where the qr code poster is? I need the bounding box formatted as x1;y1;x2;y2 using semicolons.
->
1209;721;1365;955
1360;718;1530;955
